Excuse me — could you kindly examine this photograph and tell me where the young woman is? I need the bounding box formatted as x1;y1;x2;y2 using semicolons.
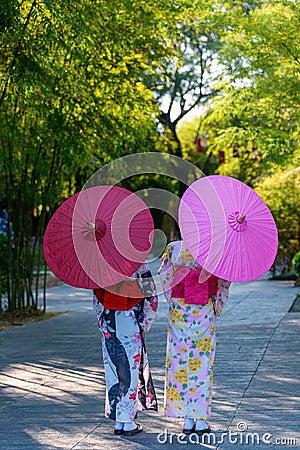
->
93;262;158;436
158;240;230;435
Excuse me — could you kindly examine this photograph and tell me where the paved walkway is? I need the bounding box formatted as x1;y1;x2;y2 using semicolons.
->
0;265;299;449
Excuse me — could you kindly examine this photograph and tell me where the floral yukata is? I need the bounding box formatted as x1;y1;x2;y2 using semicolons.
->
93;262;158;422
158;241;230;420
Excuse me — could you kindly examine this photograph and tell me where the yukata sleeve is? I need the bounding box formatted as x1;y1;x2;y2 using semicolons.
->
136;263;158;333
157;243;175;304
213;279;231;318
92;291;105;329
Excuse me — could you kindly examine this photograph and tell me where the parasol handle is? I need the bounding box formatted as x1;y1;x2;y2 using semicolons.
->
237;215;246;223
87;219;106;240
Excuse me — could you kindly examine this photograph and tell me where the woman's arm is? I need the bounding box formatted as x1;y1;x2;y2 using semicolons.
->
136;263;158;333
213;279;231;318
92;291;105;329
157;243;175;304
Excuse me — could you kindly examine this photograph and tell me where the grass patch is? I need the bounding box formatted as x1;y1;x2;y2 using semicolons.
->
0;309;67;332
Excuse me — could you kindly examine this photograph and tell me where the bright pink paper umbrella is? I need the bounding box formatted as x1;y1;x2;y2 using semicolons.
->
43;186;154;288
178;175;278;282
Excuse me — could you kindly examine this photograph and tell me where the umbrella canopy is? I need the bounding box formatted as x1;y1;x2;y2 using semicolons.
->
43;186;154;288
178;175;278;282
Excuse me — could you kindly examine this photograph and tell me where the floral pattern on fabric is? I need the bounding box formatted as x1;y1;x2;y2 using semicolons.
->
158;240;230;420
93;262;158;421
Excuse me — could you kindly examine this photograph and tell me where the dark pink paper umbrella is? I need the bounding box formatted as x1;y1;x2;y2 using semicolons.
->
178;175;278;282
43;186;154;288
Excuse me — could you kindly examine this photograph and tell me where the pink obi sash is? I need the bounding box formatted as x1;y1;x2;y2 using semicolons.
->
171;269;218;304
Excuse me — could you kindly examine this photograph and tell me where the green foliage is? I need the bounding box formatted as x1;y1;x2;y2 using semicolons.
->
178;118;219;175
0;0;19;32
0;0;204;312
255;167;300;273
202;0;300;166
150;3;227;158
293;251;300;277
1;0;299;312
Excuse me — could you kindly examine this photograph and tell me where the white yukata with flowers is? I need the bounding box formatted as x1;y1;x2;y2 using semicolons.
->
158;240;230;420
93;262;158;422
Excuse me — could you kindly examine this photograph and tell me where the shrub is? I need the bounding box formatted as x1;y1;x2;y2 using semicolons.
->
293;251;300;277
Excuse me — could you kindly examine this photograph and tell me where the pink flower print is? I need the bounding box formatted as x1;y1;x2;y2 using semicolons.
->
129;392;137;400
150;301;158;312
133;332;141;343
146;393;154;408
133;353;141;365
103;331;111;338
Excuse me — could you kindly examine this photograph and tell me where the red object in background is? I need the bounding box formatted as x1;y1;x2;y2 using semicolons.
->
195;137;203;153
218;151;225;164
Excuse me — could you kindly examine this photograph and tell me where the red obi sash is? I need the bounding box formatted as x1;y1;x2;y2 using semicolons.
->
171;269;218;304
94;279;143;311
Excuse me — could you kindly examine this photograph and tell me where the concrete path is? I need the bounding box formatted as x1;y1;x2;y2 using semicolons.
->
1;266;299;449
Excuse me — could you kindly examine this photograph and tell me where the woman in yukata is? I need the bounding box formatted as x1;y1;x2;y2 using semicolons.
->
158;240;231;435
93;262;158;436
